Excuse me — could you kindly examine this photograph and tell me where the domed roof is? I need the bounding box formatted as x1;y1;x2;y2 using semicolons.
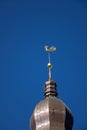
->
30;96;73;130
30;46;74;130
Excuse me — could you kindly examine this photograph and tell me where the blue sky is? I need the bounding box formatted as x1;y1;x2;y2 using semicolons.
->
0;0;87;130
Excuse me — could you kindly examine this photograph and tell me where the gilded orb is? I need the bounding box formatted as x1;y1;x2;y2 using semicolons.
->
47;63;52;68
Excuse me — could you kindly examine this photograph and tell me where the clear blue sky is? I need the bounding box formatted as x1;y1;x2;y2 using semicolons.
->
0;0;87;130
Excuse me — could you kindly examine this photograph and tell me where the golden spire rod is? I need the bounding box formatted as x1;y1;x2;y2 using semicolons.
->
44;45;56;80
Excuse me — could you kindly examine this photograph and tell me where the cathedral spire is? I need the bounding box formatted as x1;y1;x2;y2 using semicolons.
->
44;45;57;97
30;45;74;130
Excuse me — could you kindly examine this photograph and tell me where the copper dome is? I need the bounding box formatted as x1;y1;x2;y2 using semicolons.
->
30;80;73;130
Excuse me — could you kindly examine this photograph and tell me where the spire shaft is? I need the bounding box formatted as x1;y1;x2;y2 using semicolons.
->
48;53;52;80
44;45;56;80
48;52;50;63
49;68;52;80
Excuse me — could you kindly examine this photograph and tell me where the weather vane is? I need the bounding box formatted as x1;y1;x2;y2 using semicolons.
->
44;45;56;80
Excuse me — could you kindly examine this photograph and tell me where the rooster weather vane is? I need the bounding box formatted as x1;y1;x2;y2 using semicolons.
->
44;45;56;80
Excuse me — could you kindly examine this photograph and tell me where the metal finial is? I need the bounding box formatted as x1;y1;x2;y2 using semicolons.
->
44;45;56;80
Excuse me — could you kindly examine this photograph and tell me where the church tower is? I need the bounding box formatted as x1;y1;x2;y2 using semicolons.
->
30;46;74;130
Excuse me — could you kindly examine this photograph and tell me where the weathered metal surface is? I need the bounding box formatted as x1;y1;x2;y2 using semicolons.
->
30;79;73;130
30;96;73;130
44;80;58;97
